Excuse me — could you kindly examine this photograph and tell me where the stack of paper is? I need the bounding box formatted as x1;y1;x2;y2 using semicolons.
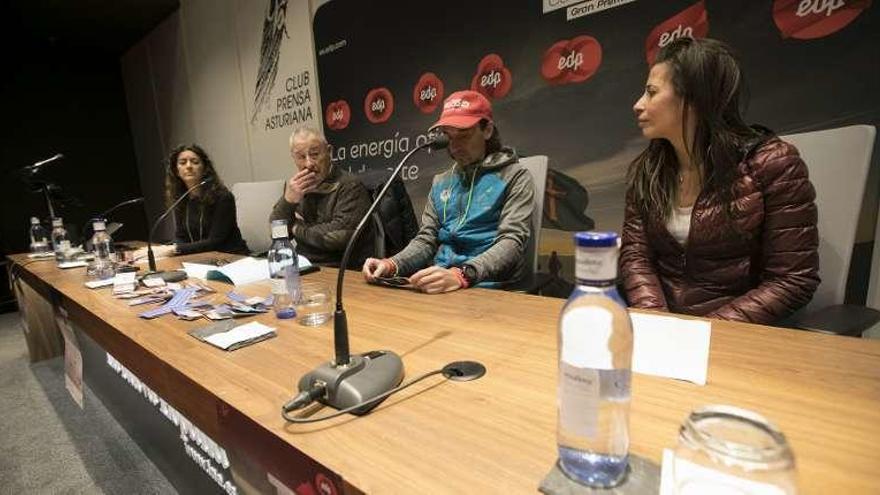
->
112;272;138;295
189;320;276;351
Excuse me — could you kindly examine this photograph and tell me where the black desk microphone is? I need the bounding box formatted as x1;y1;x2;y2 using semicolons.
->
292;133;450;415
144;179;210;282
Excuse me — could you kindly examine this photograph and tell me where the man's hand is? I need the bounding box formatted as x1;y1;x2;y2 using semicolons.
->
363;257;393;282
409;266;463;294
283;167;320;204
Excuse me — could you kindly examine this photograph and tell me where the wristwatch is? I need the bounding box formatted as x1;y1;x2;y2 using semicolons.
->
461;264;478;287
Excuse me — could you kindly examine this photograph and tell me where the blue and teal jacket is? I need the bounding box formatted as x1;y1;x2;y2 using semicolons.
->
391;147;535;288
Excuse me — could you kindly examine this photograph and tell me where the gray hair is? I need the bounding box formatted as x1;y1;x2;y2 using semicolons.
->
288;126;326;149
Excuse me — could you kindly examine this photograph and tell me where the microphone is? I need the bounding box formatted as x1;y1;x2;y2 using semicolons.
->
293;132;449;415
144;179;210;282
82;197;145;248
100;197;145;218
24;153;64;171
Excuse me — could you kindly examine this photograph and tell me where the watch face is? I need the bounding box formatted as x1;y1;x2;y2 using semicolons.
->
462;265;477;282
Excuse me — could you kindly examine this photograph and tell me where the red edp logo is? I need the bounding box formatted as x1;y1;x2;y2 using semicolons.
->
644;1;709;65
773;0;871;39
363;87;394;124
314;473;337;495
412;72;445;114
470;54;513;100
541;35;602;85
324;100;351;131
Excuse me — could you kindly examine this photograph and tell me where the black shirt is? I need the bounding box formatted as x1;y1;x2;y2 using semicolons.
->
173;189;249;255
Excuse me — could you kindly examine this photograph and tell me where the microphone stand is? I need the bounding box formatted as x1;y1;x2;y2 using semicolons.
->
144;180;209;282
20;154;64;221
82;197;145;249
41;183;57;219
295;135;448;415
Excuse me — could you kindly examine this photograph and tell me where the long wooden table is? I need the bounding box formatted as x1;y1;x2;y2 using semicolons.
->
8;252;880;494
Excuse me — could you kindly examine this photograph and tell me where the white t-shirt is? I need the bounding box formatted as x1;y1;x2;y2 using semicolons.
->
666;205;693;246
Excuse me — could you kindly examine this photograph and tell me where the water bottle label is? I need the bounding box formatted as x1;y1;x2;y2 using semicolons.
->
559;362;599;438
561;307;614;369
575;247;618;281
271;224;289;239
271;278;287;295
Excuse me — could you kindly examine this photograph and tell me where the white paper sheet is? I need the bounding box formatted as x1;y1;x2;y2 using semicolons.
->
630;313;711;385
84;278;114;289
215;257;270;285
181;262;213;280
183;255;312;285
203;321;276;350
659;448;786;495
58;260;89;269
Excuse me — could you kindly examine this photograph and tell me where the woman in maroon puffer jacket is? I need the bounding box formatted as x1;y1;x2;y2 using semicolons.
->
620;37;819;325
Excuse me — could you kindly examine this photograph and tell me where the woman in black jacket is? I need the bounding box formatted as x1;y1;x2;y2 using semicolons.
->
140;144;248;258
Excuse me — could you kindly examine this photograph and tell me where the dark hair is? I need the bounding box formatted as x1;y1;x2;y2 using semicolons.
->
480;119;503;155
627;37;763;220
165;144;227;208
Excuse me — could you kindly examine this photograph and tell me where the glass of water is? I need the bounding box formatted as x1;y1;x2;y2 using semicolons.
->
672;405;798;495
295;281;333;326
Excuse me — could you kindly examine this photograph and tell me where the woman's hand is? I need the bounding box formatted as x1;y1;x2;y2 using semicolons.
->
131;245;175;262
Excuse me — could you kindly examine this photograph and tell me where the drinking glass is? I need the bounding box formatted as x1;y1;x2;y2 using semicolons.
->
672;405;798;495
295;281;333;326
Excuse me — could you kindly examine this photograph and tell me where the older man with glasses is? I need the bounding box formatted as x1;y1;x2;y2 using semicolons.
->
363;90;535;293
270;126;373;268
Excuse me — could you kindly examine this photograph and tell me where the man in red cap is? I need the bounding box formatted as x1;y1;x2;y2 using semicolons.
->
363;90;535;293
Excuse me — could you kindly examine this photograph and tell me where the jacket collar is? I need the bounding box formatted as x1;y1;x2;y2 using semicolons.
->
739;125;776;162
311;165;342;195
457;147;518;176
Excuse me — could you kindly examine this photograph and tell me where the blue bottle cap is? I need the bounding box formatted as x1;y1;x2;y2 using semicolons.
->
574;231;619;248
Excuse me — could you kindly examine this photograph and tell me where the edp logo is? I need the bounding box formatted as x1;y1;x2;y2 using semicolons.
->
659;24;694;48
558;51;583;72
480;70;502;89
796;0;845;17
371;98;386;112
420;86;437;102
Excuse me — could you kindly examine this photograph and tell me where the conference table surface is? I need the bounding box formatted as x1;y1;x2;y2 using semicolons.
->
8;251;880;494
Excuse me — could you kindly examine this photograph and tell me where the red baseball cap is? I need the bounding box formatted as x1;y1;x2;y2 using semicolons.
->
430;90;493;130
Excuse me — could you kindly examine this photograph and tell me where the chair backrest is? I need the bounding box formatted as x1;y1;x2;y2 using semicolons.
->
866;155;880;310
517;155;548;288
230;179;285;255
780;125;876;311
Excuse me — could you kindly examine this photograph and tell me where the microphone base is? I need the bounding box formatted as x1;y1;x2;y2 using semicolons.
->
298;351;404;415
143;270;188;283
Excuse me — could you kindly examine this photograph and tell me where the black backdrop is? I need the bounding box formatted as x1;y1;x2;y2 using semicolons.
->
0;10;149;311
313;0;878;214
312;0;879;297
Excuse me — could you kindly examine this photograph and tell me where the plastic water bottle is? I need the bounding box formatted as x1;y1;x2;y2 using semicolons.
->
51;218;71;263
88;219;115;280
267;219;300;319
557;231;633;487
29;217;50;253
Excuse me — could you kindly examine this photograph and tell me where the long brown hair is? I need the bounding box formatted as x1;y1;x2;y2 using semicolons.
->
627;37;764;221
165;144;227;208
